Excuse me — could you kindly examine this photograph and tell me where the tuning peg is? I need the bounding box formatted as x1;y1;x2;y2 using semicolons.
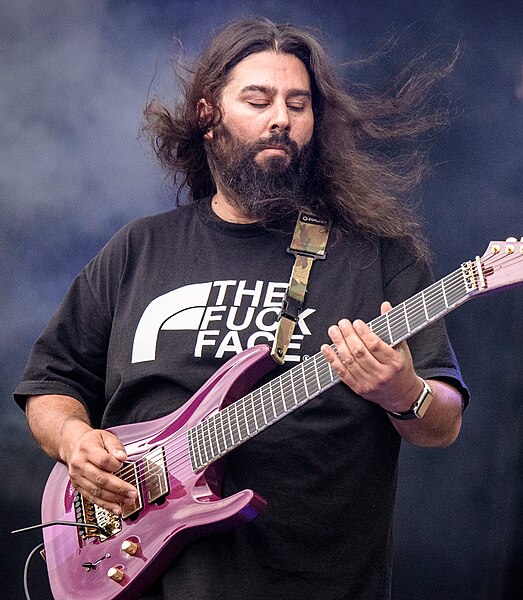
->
506;237;517;242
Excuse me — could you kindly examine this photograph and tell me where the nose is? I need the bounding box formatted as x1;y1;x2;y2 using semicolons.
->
269;100;290;132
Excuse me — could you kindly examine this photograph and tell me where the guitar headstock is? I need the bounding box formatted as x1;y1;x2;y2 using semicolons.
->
473;237;523;294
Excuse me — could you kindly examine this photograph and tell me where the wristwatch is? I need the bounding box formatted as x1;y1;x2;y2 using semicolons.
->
386;378;433;420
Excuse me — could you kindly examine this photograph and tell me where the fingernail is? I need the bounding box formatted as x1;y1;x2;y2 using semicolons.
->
126;490;137;499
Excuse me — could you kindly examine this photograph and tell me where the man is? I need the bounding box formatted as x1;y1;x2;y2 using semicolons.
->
15;17;468;599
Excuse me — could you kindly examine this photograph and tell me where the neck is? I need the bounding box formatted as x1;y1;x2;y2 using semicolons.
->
211;191;257;224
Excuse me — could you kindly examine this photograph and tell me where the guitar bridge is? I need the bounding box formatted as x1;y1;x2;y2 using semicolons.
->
74;492;122;542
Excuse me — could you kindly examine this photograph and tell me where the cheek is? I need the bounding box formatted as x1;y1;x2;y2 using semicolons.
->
221;111;263;141
296;118;314;147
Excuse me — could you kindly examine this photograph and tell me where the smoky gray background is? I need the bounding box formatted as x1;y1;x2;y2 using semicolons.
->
1;1;522;599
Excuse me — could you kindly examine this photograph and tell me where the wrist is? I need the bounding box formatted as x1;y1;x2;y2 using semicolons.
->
386;378;433;421
58;417;92;463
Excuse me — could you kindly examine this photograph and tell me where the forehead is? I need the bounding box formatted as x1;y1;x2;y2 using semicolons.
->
223;51;311;95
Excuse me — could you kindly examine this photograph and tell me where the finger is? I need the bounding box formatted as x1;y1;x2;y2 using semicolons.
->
321;343;355;383
381;301;393;315
351;316;401;365
334;319;381;374
72;468;138;515
322;321;367;381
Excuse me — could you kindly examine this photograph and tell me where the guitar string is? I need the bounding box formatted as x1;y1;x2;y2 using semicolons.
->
115;350;339;486
110;249;522;488
113;268;469;488
115;354;336;489
162;266;477;470
113;268;471;486
114;251;519;488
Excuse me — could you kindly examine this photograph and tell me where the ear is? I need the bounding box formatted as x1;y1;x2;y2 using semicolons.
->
197;98;214;141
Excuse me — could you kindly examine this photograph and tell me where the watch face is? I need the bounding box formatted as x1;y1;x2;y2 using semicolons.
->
414;388;433;419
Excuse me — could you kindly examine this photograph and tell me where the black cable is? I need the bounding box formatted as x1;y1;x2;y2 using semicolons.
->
23;542;45;600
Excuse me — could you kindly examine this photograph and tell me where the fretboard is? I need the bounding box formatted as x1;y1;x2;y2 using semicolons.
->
188;265;473;472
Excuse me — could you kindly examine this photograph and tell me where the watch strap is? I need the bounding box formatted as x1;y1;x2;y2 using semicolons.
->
386;378;433;420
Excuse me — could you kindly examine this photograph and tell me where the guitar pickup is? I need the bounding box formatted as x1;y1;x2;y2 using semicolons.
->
142;446;170;504
120;461;143;519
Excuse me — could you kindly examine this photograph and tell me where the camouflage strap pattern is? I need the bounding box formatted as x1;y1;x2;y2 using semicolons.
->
271;212;331;364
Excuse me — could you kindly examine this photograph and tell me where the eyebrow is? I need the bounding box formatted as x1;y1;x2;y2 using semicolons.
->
239;85;312;99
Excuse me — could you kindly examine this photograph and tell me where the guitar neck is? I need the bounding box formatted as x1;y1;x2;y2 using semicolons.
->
188;263;478;471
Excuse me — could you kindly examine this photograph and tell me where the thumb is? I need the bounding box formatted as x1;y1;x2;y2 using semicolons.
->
100;430;127;463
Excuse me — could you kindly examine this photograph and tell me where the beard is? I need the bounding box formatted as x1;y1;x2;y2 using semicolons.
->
206;124;315;223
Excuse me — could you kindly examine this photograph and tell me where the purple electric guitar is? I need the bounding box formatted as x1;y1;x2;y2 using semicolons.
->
40;239;523;599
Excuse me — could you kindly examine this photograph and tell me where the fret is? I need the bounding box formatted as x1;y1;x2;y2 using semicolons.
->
385;312;393;344
441;279;449;309
313;357;321;391
289;369;298;406
280;373;289;412
445;271;467;305
405;293;426;331
425;282;447;319
421;289;429;320
210;415;220;457
259;385;268;426
318;356;334;388
403;302;411;333
201;420;211;464
388;306;408;343
327;360;335;381
237;400;249;440
301;364;309;399
233;402;242;444
276;378;282;418
244;396;252;436
218;411;228;453
373;314;391;345
250;391;260;431
295;365;307;403
195;425;205;467
224;407;235;447
188;428;198;470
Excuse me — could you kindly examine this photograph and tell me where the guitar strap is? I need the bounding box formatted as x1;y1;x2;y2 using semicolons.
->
271;212;331;365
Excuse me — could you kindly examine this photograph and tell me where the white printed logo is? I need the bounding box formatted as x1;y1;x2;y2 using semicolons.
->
131;280;316;364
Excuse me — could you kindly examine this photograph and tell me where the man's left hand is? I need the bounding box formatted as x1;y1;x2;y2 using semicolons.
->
320;301;423;414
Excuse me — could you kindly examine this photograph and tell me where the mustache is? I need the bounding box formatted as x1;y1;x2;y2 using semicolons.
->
249;132;299;158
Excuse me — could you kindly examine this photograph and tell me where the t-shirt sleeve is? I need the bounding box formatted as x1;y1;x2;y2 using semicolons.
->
381;240;470;408
13;226;129;427
13;269;111;426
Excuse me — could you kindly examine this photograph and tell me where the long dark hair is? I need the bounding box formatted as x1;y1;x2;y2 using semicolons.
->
143;17;457;260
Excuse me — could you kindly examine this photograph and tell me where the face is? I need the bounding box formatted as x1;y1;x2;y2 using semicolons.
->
209;51;314;168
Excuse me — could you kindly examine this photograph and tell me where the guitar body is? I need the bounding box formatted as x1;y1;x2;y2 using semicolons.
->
41;345;274;600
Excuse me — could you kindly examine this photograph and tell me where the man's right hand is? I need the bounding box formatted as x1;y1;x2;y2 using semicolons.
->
26;394;138;516
60;420;139;515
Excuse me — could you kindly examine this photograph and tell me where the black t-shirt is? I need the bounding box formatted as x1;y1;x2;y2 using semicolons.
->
15;199;468;599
